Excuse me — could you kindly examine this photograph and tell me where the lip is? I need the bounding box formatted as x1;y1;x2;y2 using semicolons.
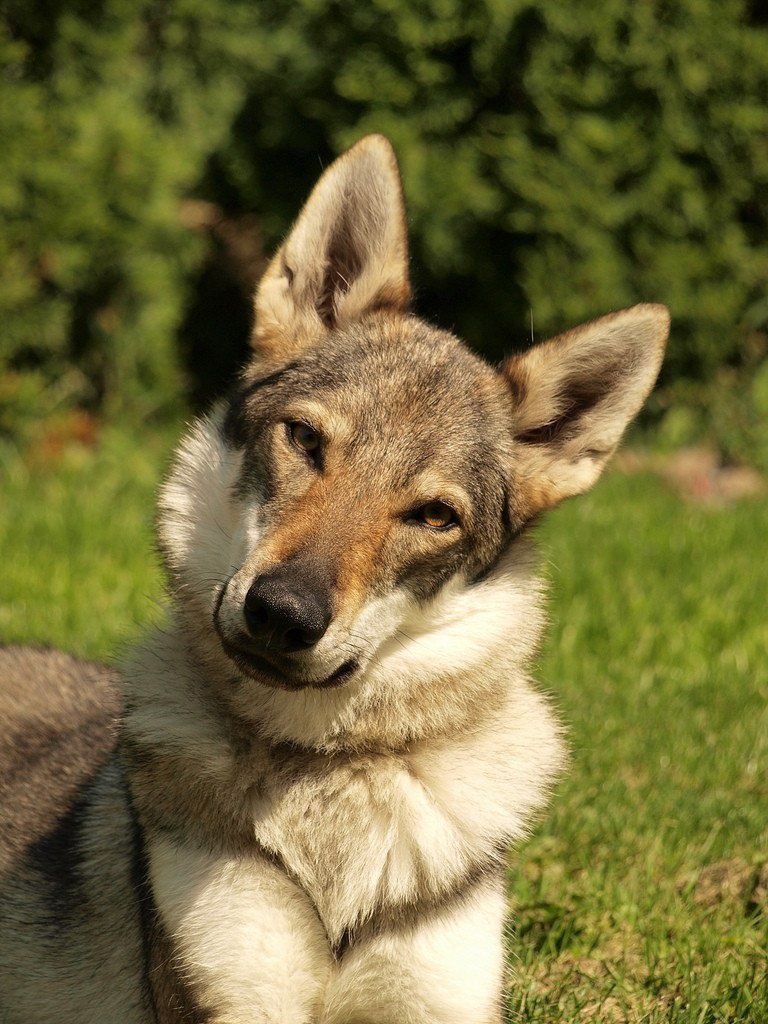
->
220;637;358;691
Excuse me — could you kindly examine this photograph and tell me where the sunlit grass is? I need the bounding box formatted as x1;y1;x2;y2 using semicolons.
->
0;425;172;659
509;473;768;1022
1;430;766;1022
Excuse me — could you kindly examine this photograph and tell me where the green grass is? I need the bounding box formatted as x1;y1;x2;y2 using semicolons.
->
0;426;171;658
1;429;766;1022
513;475;768;1022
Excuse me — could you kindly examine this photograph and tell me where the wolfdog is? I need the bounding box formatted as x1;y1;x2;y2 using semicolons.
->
0;135;668;1022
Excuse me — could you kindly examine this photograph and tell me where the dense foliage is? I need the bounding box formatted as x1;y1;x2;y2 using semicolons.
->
2;0;767;460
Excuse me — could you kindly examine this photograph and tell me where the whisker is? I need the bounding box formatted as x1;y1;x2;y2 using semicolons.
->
394;629;430;650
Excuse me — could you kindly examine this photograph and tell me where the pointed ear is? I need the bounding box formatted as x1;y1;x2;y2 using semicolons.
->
252;134;410;361
502;304;670;520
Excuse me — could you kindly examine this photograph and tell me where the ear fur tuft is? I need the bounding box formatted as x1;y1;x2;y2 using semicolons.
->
252;134;410;362
502;303;670;519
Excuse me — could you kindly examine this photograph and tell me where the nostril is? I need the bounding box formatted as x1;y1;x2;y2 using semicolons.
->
284;627;317;650
243;601;270;637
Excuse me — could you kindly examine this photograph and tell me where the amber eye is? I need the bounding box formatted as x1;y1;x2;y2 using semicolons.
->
413;501;458;531
288;421;321;458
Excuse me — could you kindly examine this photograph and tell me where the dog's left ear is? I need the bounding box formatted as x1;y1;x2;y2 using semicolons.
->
502;303;670;522
252;134;410;362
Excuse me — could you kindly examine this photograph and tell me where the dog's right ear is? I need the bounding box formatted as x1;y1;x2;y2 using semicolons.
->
252;134;411;362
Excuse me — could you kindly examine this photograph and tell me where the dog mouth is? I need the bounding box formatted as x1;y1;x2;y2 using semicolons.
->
220;637;359;691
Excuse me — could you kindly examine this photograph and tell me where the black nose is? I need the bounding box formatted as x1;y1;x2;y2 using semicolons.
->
243;563;333;652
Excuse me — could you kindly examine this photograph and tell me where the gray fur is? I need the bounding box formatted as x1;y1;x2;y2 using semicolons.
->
0;134;668;1023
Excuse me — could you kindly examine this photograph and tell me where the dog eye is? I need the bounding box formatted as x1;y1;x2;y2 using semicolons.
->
412;501;458;530
288;421;321;459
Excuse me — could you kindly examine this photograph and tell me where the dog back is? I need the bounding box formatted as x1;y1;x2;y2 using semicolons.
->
0;647;152;1023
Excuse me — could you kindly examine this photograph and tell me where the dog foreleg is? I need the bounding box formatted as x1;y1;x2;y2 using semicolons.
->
148;833;333;1024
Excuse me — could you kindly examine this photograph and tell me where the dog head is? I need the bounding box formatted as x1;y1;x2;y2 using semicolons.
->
159;135;668;735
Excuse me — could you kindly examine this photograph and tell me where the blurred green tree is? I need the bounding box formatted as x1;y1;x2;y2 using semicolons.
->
2;0;767;461
0;0;261;427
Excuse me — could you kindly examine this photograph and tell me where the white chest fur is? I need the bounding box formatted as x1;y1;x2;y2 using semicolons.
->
252;685;560;946
149;683;561;1023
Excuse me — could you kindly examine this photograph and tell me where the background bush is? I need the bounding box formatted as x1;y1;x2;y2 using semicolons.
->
2;0;767;461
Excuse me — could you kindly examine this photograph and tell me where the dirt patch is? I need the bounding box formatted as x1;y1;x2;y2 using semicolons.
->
689;857;767;910
614;447;766;504
579;995;625;1023
27;410;100;466
749;862;768;911
519;948;667;1023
